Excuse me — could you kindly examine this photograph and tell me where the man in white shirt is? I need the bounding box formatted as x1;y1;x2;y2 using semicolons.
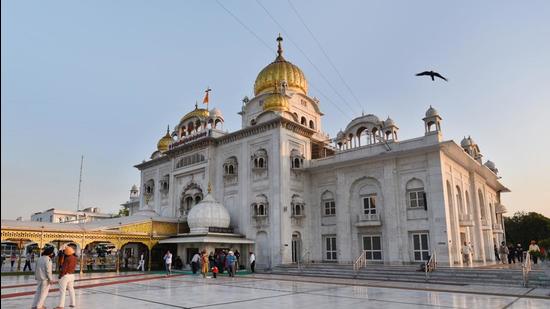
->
136;253;145;271
461;242;472;266
163;250;173;276
191;253;200;274
529;240;541;264
249;252;256;273
32;247;54;309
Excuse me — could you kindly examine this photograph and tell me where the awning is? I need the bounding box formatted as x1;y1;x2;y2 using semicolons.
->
159;234;255;245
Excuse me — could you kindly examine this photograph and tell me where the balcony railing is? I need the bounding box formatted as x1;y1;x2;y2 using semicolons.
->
359;213;380;221
356;213;381;227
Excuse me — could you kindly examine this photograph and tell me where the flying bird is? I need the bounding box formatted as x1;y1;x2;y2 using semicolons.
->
416;71;448;81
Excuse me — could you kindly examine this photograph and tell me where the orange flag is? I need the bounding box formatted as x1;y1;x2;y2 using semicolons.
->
203;87;211;104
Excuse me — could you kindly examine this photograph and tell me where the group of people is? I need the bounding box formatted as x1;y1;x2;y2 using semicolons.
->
164;249;256;278
497;240;544;264
31;245;78;309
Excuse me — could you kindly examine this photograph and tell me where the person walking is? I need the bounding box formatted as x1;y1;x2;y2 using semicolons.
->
461;242;472;266
234;250;241;272
57;249;65;271
10;252;16;271
498;241;509;264
163;250;173;276
136;253;145;271
494;244;500;262
249;252;256;273
191;252;200;274
55;246;77;309
529;240;541;264
23;252;33;271
208;252;215;270
507;244;516;264
31;246;55;309
226;251;236;277
200;250;209;278
516;244;524;263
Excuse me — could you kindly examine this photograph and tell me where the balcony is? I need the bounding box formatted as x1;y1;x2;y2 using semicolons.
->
355;213;381;227
458;213;474;227
492;223;504;233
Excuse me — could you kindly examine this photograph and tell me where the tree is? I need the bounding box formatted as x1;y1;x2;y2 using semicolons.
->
504;211;550;249
115;206;129;218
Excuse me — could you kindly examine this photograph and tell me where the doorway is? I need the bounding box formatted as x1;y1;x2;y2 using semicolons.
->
291;232;301;263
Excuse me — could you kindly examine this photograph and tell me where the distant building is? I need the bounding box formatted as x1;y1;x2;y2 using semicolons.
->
121;185;140;216
30;207;114;223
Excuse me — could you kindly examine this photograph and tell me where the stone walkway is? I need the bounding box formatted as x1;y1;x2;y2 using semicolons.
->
1;271;549;308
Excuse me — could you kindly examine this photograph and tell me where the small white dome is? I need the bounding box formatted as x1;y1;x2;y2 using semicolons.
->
384;117;396;127
187;193;230;233
425;106;439;117
460;136;471;148
131;184;138;191
336;130;345;139
484;160;496;169
209;108;224;120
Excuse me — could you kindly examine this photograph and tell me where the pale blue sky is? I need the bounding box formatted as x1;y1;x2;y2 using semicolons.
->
2;0;549;219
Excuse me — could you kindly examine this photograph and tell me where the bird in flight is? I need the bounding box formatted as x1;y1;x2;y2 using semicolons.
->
416;71;448;81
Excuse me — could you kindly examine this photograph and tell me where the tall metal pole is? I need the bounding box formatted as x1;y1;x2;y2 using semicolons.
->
77;155;84;211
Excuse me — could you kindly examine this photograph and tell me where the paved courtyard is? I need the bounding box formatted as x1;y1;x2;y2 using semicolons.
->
1;272;549;308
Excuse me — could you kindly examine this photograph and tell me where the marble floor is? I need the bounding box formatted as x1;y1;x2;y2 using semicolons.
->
1;272;549;308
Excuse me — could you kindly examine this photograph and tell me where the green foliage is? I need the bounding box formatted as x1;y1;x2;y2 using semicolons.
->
115;206;129;218
504;211;550;249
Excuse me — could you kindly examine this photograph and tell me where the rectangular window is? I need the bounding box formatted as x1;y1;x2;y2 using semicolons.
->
412;232;430;261
362;195;377;214
324;201;336;216
324;235;337;261
362;235;382;260
408;190;426;208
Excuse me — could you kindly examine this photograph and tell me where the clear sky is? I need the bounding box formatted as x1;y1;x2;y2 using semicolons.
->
2;0;549;219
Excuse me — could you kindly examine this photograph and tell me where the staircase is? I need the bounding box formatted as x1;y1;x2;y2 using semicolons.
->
270;263;550;288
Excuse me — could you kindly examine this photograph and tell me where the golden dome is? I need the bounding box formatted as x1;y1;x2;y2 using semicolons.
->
263;93;290;112
180;104;209;124
157;126;173;153
254;35;308;96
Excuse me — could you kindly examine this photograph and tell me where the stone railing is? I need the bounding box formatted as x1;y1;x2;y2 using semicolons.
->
359;213;380;221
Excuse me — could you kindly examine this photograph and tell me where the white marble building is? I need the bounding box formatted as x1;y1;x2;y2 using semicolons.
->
135;36;509;268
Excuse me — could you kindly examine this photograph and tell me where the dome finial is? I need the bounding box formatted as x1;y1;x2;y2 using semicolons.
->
166;125;170;134
276;33;284;59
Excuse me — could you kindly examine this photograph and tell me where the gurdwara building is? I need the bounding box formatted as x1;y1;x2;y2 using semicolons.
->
134;36;509;269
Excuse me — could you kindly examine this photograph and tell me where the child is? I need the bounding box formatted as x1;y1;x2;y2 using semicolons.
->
212;265;219;278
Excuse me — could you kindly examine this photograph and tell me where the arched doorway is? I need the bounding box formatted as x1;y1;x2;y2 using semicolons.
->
120;242;148;271
255;231;270;270
291;232;302;263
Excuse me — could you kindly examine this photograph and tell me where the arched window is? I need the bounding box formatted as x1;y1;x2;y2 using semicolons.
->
406;178;426;210
180;183;203;215
309;120;315;129
478;189;486;220
251;195;269;218
291;195;305;217
455;185;464;214
223;156;238;176
252;149;268;170
465;190;471;214
301;117;307;126
321;191;335;216
290;149;304;170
